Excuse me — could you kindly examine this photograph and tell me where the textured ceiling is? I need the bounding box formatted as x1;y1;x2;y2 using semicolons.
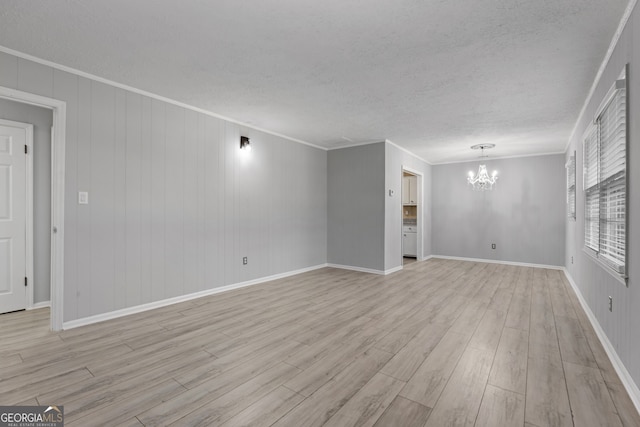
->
0;0;631;163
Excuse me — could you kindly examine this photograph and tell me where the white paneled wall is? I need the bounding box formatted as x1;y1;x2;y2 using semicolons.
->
0;51;327;323
564;2;640;403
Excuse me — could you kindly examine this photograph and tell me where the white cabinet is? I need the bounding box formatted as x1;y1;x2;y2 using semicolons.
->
402;175;418;205
403;225;417;257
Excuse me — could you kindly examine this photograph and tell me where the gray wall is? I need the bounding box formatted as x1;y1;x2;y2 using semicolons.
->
432;154;565;266
0;99;52;303
327;143;386;272
384;142;432;271
0;51;327;322
565;2;640;390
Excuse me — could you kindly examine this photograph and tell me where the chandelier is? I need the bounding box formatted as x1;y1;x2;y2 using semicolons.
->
467;144;498;191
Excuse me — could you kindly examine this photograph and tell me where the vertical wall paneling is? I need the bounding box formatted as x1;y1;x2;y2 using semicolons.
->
54;70;78;319
196;114;207;293
276;136;289;274
164;104;185;299
1;51;327;325
289;140;303;270
224;123;238;285
205;115;222;292
269;135;283;275
139;96;153;304
183;109;199;296
90;82;116;315
114;89;127;310
124;92;142;308
75;77;92;320
255;135;268;276
237;127;250;282
150;100;166;302
565;3;640;400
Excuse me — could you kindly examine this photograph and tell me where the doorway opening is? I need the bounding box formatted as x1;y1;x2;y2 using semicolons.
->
401;167;423;265
0;86;66;331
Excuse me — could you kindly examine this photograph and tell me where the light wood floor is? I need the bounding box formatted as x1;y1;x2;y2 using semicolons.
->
1;259;639;426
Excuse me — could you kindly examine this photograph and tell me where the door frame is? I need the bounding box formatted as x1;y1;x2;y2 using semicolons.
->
401;166;424;261
0;86;66;331
0;119;33;310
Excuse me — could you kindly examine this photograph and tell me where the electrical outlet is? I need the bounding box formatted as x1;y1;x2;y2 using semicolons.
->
609;296;613;312
571;256;574;264
242;257;248;265
491;243;496;249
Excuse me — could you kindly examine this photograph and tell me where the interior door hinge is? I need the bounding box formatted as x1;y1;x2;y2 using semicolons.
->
25;144;28;154
25;277;28;287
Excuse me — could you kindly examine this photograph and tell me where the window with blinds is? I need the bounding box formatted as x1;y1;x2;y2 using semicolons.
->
582;68;627;276
566;151;576;220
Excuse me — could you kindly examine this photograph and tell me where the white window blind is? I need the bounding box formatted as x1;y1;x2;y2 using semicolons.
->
566;151;576;220
583;71;626;276
584;126;599;252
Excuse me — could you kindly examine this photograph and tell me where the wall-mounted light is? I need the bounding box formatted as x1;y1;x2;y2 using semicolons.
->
240;136;251;151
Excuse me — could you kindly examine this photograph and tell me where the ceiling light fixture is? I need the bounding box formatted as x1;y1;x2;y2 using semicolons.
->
240;136;251;151
467;144;498;191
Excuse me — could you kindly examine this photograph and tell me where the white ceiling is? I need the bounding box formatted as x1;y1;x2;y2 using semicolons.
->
0;0;631;163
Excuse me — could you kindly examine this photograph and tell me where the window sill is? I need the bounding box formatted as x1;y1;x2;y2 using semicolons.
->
582;247;627;286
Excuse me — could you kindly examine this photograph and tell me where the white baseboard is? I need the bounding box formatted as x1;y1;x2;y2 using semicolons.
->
420;255;434;262
63;263;328;330
432;255;563;270
327;263;404;276
385;265;403;275
327;263;386;275
562;269;640;415
28;301;50;310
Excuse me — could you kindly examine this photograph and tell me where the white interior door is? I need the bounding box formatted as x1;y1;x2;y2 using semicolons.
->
0;122;30;313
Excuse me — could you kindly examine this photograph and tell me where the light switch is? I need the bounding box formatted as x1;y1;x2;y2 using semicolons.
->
78;191;89;205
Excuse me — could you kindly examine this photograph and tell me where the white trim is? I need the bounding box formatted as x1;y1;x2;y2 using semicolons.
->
386;139;431;165
0;45;325;152
420;255;434;262
327;140;386;151
25;124;33;309
63;264;327;330
327;263;389;275
328;139;565;166
28;301;51;310
384;266;403;275
594;77;626;122
433;150;565;166
0;119;34;310
562;269;640;415
0;86;66;331
582;247;627;286
566;0;638;151
0;46;574;165
432;255;564;270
